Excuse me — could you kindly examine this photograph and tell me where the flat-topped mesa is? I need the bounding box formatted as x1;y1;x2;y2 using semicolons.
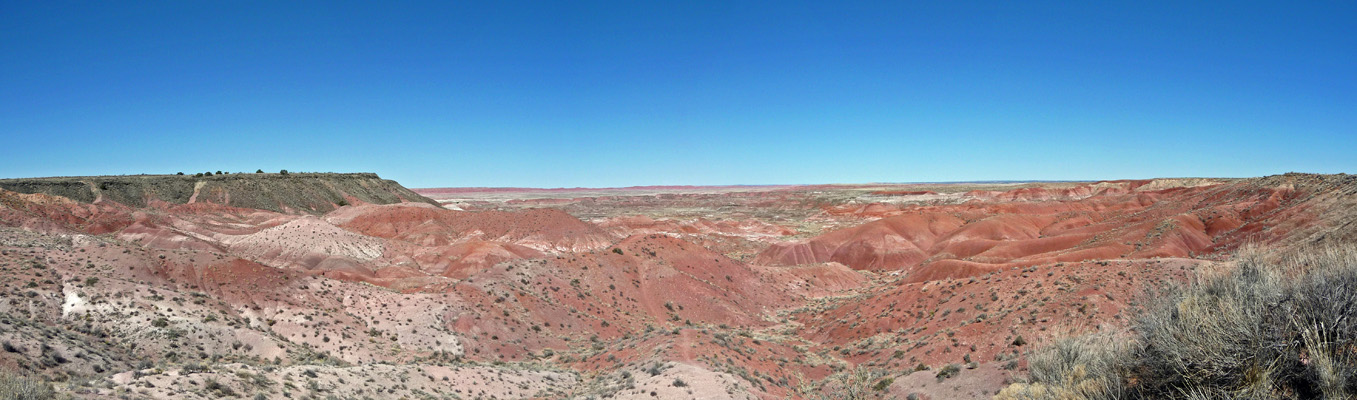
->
0;172;438;214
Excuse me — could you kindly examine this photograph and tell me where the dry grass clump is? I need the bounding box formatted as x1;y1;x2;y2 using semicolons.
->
996;334;1132;400
0;369;55;400
998;245;1357;400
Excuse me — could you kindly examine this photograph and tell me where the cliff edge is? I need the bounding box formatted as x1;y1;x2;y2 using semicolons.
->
0;172;438;214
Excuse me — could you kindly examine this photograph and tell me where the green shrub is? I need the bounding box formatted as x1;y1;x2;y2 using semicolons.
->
873;377;894;391
935;364;961;381
812;367;887;400
205;378;237;396
183;362;211;374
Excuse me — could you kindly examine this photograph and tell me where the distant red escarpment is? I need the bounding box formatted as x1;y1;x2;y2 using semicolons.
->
415;184;792;196
757;176;1339;285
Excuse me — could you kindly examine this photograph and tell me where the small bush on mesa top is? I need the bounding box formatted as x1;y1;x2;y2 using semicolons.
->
280;170;289;175
256;169;264;173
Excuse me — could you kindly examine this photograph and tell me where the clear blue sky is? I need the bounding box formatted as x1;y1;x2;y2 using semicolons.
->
2;1;1353;188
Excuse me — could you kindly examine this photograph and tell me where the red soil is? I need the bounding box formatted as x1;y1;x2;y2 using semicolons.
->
413;240;544;279
755;178;1330;288
599;215;796;238
415;185;789;196
328;202;616;252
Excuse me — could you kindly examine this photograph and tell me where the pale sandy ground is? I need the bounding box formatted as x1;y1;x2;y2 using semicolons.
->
103;362;578;399
887;362;1012;399
224;216;385;268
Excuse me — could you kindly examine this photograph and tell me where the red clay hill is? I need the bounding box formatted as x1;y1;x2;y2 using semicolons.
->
756;177;1330;281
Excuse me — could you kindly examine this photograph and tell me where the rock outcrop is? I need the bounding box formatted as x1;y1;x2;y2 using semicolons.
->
0;172;437;214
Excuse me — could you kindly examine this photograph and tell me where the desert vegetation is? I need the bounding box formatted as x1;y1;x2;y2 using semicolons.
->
0;368;55;400
999;245;1357;400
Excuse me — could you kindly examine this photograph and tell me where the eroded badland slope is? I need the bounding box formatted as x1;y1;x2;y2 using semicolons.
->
0;173;1353;399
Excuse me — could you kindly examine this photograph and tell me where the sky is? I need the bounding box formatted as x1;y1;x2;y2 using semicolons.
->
1;1;1353;188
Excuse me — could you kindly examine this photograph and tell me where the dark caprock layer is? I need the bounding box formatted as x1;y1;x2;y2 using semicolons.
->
0;172;438;214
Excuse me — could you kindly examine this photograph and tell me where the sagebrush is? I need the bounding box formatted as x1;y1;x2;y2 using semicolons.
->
0;369;55;400
999;246;1357;400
